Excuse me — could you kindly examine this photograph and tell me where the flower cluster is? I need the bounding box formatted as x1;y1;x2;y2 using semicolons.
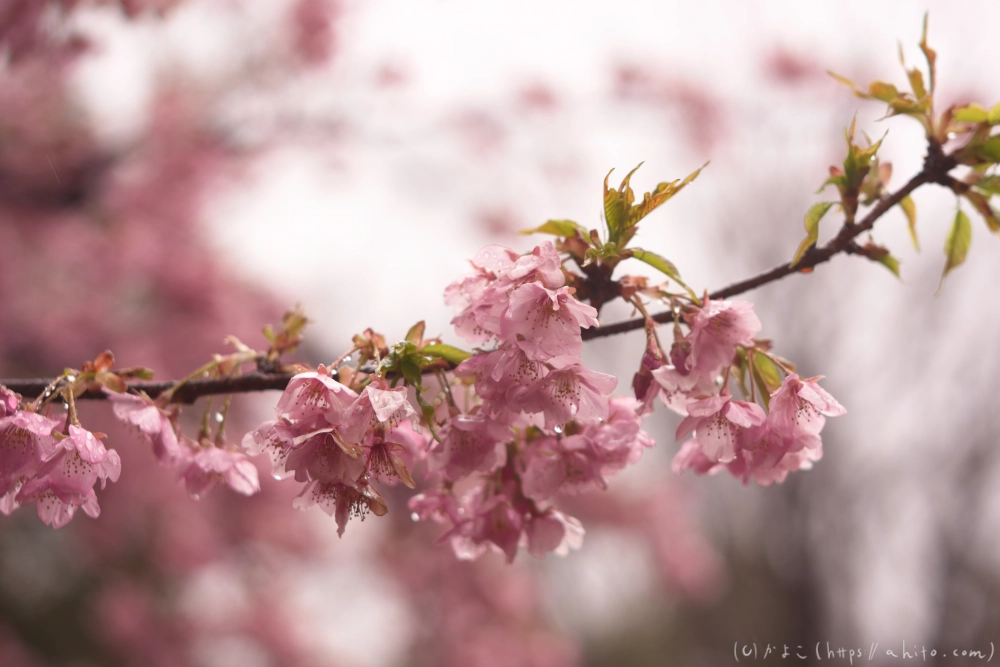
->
108;391;260;499
245;371;427;535
649;300;845;485
408;242;655;562
0;386;121;528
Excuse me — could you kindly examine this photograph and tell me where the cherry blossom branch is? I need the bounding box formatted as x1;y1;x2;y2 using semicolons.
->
0;372;296;404
582;144;956;341
0;147;959;400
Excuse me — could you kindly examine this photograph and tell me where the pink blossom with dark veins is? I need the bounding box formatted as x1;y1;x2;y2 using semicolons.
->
501;282;598;360
516;363;617;429
675;394;766;463
292;479;387;536
275;371;357;424
767;373;845;440
0;410;61;513
15;425;121;528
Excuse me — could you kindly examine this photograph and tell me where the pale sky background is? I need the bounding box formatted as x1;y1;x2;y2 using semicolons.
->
66;1;1000;664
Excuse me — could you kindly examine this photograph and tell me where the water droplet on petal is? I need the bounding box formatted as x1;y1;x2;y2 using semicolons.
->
410;512;419;522
553;425;563;434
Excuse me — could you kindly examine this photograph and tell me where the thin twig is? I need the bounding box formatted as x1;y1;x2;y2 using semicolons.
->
583;147;952;341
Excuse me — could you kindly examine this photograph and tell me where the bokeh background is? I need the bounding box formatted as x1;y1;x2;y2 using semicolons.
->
2;1;1000;665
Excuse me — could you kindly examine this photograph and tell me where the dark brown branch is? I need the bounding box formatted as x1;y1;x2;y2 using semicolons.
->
0;372;297;405
582;145;955;341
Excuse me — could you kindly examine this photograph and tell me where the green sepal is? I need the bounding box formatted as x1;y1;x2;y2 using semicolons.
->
422;343;472;365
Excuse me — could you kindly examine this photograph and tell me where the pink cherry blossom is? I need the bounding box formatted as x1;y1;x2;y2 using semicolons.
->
675;395;766;463
242;419;294;479
292;480;387;536
500;283;598;360
466;494;524;564
519;403;652;500
686;300;761;374
454;347;546;420
673;420;824;486
181;446;260;498
470;244;519;277
0;386;19;417
445;272;498;342
445;245;519;342
107;391;187;465
768;374;846;439
525;510;584;558
671;438;722;476
284;426;366;486
275;371;357;424
652;364;719;415
728;433;823;486
340;380;418;444
15;425;121;528
364;437;417;488
408;489;463;526
0;410;61;513
521;435;607;500
507;240;565;289
584;396;655;473
516;364;617;428
428;413;511;481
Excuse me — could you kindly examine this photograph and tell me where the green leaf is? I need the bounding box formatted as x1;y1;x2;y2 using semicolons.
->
989;102;1000;125
939;209;972;292
906;67;927;100
973;175;1000;196
626;162;707;230
602;163;706;247
899;195;919;250
628;248;683;283
519;219;586;237
953;104;989;123
399;356;424;389
405;321;425;345
874;252;901;277
919;13;936;96
791;202;836;266
422;343;472;365
980;136;1000;162
868;81;899;103
963;190;1000;233
603;165;643;241
828;71;859;92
